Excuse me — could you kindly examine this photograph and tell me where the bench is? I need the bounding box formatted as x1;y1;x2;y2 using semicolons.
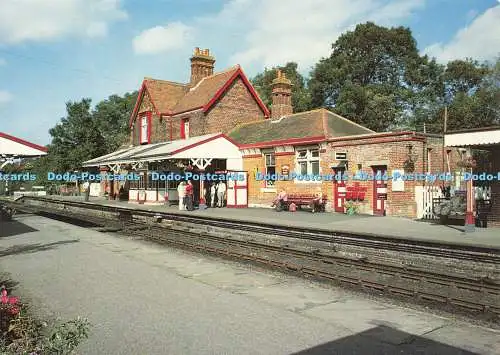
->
274;194;328;213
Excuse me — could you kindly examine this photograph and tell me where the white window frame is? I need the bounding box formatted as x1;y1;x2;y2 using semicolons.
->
264;152;276;187
295;147;321;183
140;116;148;144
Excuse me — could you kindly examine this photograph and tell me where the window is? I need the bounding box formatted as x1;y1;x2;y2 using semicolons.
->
140;115;149;144
296;148;320;177
264;153;276;187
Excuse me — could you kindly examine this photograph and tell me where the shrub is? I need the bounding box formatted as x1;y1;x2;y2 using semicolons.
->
0;285;91;355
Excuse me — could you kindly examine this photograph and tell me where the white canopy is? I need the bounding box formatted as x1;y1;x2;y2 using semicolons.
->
445;127;500;148
0;132;48;157
82;133;242;167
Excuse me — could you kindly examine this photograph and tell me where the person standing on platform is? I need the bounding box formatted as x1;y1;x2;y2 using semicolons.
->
83;180;90;202
177;181;186;211
185;180;194;211
210;182;217;208
217;181;226;208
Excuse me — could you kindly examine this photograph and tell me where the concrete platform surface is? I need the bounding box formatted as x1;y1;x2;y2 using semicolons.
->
0;213;499;354
27;195;500;249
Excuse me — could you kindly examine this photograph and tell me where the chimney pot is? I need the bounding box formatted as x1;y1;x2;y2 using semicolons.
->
190;47;215;86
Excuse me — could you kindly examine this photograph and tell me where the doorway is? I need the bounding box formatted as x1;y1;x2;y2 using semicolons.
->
372;165;387;216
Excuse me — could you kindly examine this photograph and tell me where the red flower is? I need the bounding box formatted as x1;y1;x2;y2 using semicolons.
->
1;296;8;304
8;297;18;304
1;290;7;297
9;306;19;315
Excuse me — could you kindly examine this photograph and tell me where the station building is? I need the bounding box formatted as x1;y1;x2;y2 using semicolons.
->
84;48;462;218
229;71;461;217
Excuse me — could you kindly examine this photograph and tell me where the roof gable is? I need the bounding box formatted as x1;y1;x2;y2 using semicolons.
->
173;66;270;116
130;65;270;127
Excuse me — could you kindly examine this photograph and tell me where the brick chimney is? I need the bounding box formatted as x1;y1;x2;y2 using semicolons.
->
190;47;215;86
271;69;293;120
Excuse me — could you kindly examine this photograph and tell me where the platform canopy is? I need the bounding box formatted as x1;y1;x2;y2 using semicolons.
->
0;132;48;157
444;126;500;148
82;133;242;171
0;132;48;169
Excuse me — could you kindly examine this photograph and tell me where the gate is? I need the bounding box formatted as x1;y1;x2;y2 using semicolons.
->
415;186;443;219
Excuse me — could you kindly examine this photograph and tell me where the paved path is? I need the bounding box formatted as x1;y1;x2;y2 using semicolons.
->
32;195;500;249
0;213;499;354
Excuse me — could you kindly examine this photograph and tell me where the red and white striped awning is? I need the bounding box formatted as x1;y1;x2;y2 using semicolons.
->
0;132;48;156
444;127;500;148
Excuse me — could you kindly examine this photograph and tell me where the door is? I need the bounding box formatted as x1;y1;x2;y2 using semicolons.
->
226;171;248;208
332;168;346;213
372;166;387;216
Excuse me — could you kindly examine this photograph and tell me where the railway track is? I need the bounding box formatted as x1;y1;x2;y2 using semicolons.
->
9;196;500;264
7;201;500;320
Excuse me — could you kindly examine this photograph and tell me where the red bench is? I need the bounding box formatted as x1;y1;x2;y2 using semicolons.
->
274;193;328;213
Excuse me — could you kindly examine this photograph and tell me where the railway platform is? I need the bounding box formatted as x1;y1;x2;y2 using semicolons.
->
22;195;500;250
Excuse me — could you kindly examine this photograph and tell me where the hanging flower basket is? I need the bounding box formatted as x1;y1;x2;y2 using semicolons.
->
457;157;477;169
403;159;415;172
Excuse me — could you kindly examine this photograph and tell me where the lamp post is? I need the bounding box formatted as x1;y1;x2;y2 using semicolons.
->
463;154;476;233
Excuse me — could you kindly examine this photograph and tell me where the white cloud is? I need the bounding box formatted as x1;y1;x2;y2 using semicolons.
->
425;5;500;63
141;0;424;72
0;91;13;104
0;58;6;66
133;22;194;55
0;0;127;44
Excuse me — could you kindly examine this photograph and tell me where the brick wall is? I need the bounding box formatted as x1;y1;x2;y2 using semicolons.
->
205;77;266;134
244;133;462;217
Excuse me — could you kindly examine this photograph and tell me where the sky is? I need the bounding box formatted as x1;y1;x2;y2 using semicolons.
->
0;0;499;146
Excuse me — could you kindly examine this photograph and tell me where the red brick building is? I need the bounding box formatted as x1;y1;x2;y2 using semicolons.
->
85;48;268;205
228;71;461;218
129;47;269;146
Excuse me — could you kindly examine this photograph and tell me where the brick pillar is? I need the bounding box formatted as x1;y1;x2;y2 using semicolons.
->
489;147;500;227
99;166;109;197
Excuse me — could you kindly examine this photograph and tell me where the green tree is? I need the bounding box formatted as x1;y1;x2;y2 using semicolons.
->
48;98;105;172
93;91;138;152
434;58;499;131
251;62;311;113
308;22;441;132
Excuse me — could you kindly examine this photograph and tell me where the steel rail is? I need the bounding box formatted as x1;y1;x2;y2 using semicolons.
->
10;197;500;264
11;202;500;318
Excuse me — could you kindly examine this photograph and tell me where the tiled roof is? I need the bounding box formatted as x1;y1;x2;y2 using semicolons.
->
228;108;374;146
143;79;188;114
172;66;240;114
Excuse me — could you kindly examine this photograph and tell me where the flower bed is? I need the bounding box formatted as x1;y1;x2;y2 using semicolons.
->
0;283;91;354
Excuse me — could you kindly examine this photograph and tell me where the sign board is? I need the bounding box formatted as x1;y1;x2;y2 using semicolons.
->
335;152;347;160
392;169;405;192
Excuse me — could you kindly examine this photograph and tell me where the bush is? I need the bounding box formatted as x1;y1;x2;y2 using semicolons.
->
0;285;91;354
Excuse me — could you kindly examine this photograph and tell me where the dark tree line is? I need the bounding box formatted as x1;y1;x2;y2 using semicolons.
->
251;22;500;133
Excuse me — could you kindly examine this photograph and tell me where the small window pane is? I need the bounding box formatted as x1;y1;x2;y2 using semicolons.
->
311;150;319;158
299;162;307;175
266;166;276;186
311;161;320;175
297;151;307;159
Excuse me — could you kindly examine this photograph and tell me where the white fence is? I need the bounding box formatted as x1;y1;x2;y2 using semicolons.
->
13;191;47;197
415;186;443;219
